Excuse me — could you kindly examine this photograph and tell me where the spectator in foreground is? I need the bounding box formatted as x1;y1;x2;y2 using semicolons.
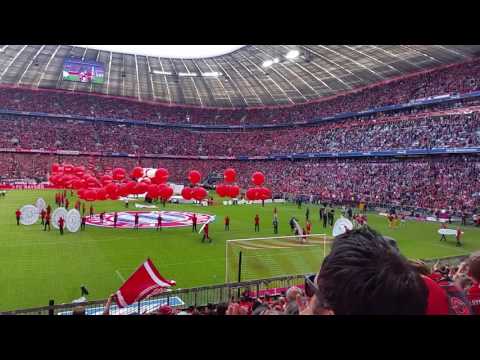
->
467;252;480;314
298;227;429;315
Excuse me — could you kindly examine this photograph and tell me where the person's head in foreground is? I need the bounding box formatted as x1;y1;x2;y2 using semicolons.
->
302;226;428;315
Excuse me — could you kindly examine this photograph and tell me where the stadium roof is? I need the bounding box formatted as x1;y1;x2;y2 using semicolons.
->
1;45;480;108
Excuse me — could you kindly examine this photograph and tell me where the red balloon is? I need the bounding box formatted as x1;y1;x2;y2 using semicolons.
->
112;168;126;181
181;187;193;200
105;182;118;196
51;163;60;174
251;171;265;186
258;187;272;200
108;194;120;201
100;175;113;186
118;184;129;197
63;164;74;174
246;188;258;201
135;182;148;195
84;189;97;202
131;166;144;179
74;166;85;177
159;186;174;200
216;184;228;198
77;189;86;199
125;181;136;194
155;168;169;183
224;168;236;183
86;176;100;189
228;185;240;198
96;188;107;201
192;187;207;201
188;170;201;185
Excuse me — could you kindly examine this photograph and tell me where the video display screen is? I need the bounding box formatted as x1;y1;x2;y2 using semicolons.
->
62;59;105;84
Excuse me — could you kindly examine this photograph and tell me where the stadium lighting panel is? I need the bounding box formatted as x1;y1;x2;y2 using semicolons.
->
178;72;198;77
285;49;300;59
152;70;172;75
202;71;222;77
273;58;280;63
262;59;273;68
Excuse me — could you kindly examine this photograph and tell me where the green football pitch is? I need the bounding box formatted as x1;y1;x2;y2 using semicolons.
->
1;189;479;311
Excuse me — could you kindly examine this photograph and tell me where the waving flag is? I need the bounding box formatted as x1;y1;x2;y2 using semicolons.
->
115;258;176;308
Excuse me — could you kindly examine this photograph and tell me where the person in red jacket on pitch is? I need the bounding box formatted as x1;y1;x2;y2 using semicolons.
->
202;223;211;243
254;214;260;232
15;209;21;225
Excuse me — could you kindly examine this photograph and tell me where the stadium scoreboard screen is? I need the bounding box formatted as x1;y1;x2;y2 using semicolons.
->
62;59;105;84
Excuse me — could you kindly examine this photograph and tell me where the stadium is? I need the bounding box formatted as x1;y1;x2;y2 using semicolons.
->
1;44;480;315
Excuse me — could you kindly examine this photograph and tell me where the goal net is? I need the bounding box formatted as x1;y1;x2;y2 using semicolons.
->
225;233;332;283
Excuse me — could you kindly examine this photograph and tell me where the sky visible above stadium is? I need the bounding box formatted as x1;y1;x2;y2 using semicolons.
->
74;45;245;58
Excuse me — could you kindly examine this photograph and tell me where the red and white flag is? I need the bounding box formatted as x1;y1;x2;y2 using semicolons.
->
115;258;176;308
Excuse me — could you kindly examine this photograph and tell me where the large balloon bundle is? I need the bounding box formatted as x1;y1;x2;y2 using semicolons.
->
246;171;271;201
216;168;240;199
182;170;207;201
49;163;174;202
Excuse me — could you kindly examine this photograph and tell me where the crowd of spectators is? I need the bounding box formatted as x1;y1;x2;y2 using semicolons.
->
1;107;479;156
93;228;480;315
2;153;479;213
1;58;480;126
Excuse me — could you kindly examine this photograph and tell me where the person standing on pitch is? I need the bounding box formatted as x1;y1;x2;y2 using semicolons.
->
124;198;129;208
89;205;94;219
58;216;65;235
81;215;86;231
254;214;260;232
439;223;448;242
40;208;46;225
273;216;279;234
44;212;51;231
224;216;230;231
15;209;21;225
134;212;139;230
113;212;118;228
192;213;197;232
319;205;324;222
323;210;328;228
329;208;335;226
65;198;69;210
202;223;211;243
306;220;312;235
100;211;105;224
156;213;162;231
456;227;463;247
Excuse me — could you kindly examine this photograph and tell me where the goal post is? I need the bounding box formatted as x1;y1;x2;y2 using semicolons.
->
225;233;332;283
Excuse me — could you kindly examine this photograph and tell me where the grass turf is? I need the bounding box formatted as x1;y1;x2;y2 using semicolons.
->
1;189;480;311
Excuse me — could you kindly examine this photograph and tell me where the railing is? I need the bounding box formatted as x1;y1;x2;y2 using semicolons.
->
1;253;470;315
0;274;308;315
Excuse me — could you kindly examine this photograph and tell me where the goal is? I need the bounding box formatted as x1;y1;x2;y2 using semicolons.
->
225;233;332;283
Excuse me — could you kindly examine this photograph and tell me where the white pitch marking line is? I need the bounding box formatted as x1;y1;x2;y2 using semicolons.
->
115;270;126;282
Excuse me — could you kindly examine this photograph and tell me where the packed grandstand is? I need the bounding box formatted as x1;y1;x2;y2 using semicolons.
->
1;45;480;315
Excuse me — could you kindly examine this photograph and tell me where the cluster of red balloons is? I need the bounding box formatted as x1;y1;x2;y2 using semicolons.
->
182;170;208;201
50;163;174;202
246;171;271;201
216;168;240;198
